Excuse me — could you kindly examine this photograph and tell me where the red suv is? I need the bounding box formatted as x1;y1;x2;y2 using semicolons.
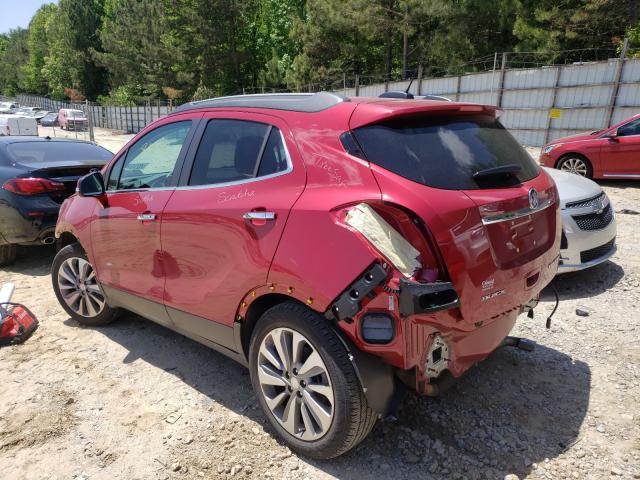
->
51;93;560;458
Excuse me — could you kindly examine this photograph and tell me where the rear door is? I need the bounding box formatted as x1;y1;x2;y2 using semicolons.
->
602;117;640;176
161;112;305;334
90;117;196;325
352;110;560;325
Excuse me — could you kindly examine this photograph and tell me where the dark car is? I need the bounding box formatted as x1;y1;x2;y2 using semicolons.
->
0;137;112;265
40;112;59;127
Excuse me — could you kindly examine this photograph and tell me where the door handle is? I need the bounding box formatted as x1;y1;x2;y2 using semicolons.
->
137;213;156;221
242;211;276;221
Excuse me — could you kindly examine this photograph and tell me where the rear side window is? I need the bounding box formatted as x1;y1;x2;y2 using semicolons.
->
188;119;289;186
353;115;540;190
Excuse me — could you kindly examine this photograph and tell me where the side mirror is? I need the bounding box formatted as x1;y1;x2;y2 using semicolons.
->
78;171;105;197
606;129;619;142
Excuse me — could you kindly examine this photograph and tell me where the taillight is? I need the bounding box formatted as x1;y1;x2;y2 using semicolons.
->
3;178;66;195
339;202;443;282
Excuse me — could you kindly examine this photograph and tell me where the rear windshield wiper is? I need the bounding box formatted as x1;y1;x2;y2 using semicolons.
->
473;164;522;180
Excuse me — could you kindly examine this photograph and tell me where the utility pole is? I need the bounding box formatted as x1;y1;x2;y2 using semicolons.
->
605;37;629;128
402;7;409;80
86;99;94;142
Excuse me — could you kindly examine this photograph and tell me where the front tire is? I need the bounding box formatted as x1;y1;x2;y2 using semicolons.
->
557;155;593;178
249;302;376;459
51;243;118;326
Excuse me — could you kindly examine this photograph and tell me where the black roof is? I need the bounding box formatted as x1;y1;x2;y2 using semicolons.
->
0;136;95;145
173;92;348;114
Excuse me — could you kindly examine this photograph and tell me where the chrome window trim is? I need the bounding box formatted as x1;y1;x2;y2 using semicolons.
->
105;129;294;194
481;198;554;225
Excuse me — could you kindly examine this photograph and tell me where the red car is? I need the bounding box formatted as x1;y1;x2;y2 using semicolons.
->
540;113;640;179
51;93;560;458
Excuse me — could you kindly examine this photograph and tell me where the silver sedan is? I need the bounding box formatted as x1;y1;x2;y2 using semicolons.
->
544;167;617;273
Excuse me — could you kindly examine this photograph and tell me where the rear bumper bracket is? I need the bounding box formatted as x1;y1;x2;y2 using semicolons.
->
399;278;460;316
326;263;387;322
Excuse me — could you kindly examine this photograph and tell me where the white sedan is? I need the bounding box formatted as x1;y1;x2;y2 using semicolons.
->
544;167;617;273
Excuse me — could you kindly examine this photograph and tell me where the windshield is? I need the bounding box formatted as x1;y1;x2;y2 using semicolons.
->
68;110;85;118
6;142;112;163
353;114;539;190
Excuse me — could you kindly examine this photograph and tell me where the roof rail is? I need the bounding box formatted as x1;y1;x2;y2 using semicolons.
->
172;91;348;114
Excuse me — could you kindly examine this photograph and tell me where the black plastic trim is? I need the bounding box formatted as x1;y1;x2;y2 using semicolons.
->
327;263;387;321
167;306;236;350
102;284;173;327
360;313;395;344
102;284;246;365
399;278;460;316
331;325;403;415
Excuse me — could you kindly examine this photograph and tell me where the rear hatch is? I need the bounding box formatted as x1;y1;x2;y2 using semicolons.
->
350;105;560;324
7;142;112;203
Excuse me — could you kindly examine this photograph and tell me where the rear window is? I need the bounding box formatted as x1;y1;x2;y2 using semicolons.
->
352;115;539;190
6;142;113;163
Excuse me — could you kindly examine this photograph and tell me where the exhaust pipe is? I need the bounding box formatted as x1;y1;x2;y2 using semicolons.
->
42;236;55;245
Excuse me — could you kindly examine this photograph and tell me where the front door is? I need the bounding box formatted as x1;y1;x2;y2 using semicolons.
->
91;118;195;325
161;113;305;339
602;118;640;177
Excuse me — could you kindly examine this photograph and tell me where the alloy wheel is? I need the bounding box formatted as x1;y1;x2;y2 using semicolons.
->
257;327;335;441
560;157;588;177
57;257;105;317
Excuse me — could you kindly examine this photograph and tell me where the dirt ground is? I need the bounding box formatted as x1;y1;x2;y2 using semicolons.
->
0;140;639;480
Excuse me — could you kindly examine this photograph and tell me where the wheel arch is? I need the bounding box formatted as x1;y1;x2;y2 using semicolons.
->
238;292;401;416
239;292;302;359
57;231;81;251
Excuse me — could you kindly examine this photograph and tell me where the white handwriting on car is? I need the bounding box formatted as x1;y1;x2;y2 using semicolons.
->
218;189;256;203
315;157;348;187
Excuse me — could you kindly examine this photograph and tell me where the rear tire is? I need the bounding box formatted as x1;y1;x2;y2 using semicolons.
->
557;154;593;178
248;302;377;459
51;243;118;326
0;244;17;266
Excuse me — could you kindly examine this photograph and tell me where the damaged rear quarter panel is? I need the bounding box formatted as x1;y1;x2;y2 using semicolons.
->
267;117;384;314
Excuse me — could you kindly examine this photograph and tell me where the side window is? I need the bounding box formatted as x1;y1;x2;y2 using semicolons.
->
617;119;640;137
188;119;289;186
257;129;290;176
115;121;191;190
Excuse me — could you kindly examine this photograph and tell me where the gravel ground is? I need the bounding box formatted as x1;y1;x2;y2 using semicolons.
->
0;142;639;480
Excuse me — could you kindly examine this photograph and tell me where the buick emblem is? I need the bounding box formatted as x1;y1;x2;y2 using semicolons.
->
528;188;539;209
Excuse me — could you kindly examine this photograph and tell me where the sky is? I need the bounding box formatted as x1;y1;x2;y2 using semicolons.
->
0;0;58;34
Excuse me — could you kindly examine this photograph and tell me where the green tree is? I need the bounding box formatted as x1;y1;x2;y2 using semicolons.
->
65;0;108;99
513;0;636;62
97;0;178;100
0;29;29;96
41;6;80;99
25;3;58;95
